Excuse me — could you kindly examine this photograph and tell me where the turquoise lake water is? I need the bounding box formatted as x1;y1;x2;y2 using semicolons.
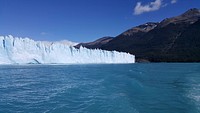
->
0;64;200;113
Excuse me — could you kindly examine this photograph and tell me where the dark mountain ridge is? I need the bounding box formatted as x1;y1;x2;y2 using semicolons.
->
77;8;200;62
75;36;113;49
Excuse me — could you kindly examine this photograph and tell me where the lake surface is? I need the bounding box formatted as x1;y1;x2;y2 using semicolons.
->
0;63;200;113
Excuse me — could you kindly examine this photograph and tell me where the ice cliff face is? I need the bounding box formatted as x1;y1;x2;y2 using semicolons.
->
0;35;135;64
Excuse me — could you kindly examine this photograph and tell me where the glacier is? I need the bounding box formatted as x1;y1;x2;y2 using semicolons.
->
0;35;135;64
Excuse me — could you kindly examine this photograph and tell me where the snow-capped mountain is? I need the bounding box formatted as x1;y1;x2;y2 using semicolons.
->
0;35;135;64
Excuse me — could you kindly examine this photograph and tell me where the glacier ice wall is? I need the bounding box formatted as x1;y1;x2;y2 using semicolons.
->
0;35;135;64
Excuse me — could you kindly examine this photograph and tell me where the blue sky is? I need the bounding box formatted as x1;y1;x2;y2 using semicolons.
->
0;0;199;42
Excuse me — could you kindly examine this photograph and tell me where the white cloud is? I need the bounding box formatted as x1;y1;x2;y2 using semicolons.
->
134;0;162;15
171;0;177;4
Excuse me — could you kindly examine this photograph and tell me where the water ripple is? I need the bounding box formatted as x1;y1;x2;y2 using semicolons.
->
0;64;200;113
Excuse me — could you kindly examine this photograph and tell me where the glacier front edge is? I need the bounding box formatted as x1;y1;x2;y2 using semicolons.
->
0;35;135;64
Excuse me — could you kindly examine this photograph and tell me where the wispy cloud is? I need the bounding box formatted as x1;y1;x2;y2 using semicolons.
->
40;32;48;35
134;0;162;15
171;0;177;4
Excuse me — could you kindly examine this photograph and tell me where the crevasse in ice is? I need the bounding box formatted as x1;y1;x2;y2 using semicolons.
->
0;35;135;64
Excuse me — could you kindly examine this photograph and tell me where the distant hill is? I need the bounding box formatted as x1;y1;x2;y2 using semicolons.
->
77;8;200;62
75;36;113;49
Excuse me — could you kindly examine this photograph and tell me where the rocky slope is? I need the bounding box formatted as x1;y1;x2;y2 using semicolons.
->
75;36;113;49
78;8;200;62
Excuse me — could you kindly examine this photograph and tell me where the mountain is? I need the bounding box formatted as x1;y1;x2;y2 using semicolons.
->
75;36;113;49
100;22;159;54
121;22;159;36
77;22;158;50
0;35;135;64
78;8;200;62
158;8;200;28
